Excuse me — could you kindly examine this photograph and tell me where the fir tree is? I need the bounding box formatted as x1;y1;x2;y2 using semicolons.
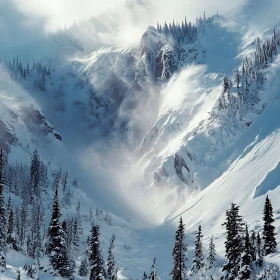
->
7;207;16;249
170;217;188;280
29;149;41;202
72;218;80;259
149;258;160;280
191;225;204;273
262;196;277;255
249;230;256;261
238;224;251;280
0;149;7;268
206;236;216;270
46;186;71;277
78;259;89;277
221;203;244;279
107;234;118;280
89;224;106;280
256;232;263;267
143;271;148;280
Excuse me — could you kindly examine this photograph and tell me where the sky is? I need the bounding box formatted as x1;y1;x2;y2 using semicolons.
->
2;0;247;38
12;0;246;30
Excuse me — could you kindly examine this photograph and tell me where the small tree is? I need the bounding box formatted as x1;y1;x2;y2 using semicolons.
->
249;230;256;261
78;259;89;277
107;234;118;280
256;232;263;267
0;150;7;268
191;225;204;274
238;224;252;280
46;186;71;277
149;258;160;280
263;196;277;255
206;236;216;270
170;217;188;280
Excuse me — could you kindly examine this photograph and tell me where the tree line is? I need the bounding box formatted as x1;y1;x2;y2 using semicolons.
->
0;149;114;279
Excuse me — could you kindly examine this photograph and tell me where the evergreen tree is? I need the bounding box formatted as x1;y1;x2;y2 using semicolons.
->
72;218;80;260
7;207;16;249
143;271;148;280
29;149;41;202
28;202;43;259
149;258;160;280
206;236;216;270
0;149;7;268
262;196;277;255
256;232;263;267
46;186;71;277
89;224;106;280
107;234;118;280
221;203;244;279
78;259;89;277
249;230;256;261
238;224;251;280
170;217;188;280
191;225;204;273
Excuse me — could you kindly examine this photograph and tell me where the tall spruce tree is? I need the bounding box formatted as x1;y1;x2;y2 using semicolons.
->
206;236;216;270
149;258;160;280
191;225;204;273
262;196;277;255
0;149;7;268
107;234;118;280
89;224;106;280
238;224;251;280
221;203;244;279
46;186;71;277
170;217;188;280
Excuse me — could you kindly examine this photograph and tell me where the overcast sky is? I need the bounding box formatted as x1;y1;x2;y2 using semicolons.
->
0;0;247;48
12;0;246;30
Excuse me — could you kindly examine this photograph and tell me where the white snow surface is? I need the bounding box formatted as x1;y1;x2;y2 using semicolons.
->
1;0;280;279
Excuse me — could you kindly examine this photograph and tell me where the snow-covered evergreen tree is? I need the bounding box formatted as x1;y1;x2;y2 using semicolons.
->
6;197;16;250
72;218;80;260
221;203;244;279
256;232;263;267
79;259;89;277
206;236;216;270
249;230;256;262
143;271;148;280
46;186;71;277
170;217;188;280
262;195;277;255
89;224;106;280
149;258;160;280
29;149;41;202
238;224;252;279
107;234;118;280
191;225;204;274
0;149;7;268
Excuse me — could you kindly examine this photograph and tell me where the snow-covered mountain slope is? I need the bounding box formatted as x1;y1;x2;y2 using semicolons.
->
2;0;280;279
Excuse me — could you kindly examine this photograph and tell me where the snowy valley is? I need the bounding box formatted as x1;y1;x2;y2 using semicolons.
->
0;0;280;279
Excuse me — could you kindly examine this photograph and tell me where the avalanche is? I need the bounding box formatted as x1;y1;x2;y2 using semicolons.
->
0;0;280;279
